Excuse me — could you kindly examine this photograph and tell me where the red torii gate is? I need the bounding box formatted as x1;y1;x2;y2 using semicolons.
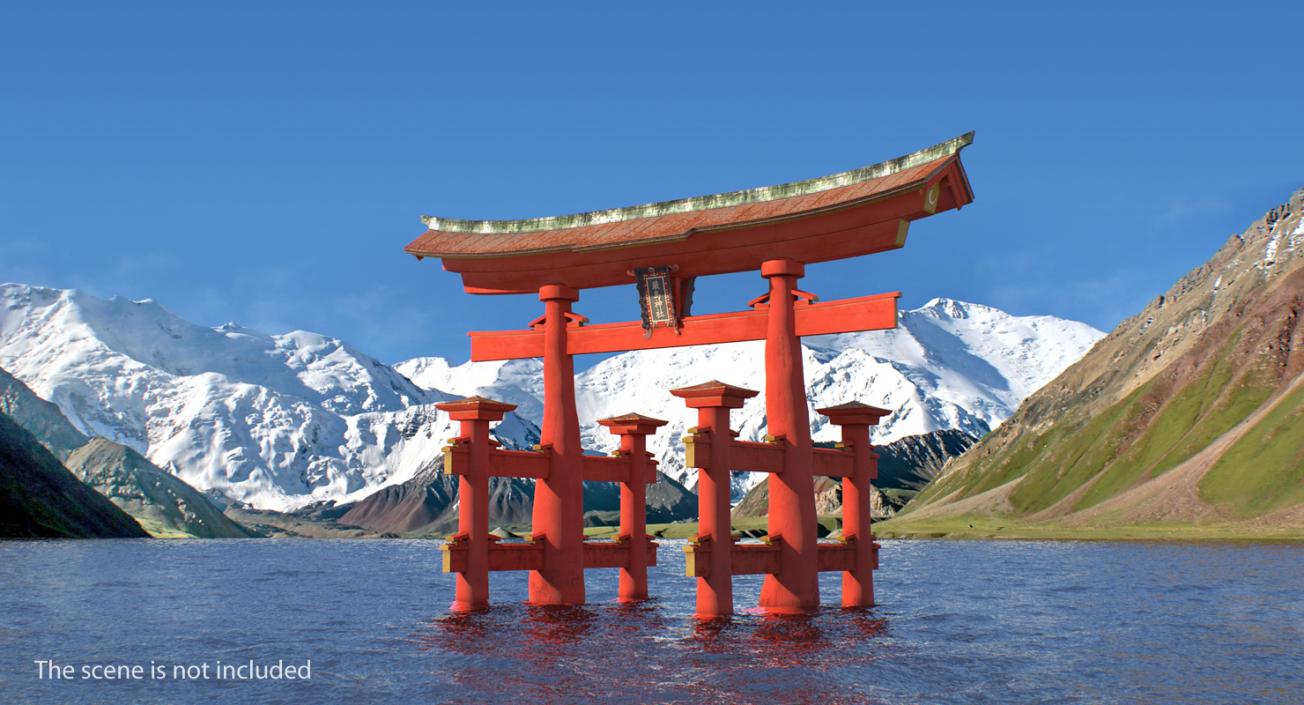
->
408;133;974;615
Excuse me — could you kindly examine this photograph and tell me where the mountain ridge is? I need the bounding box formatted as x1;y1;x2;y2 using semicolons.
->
0;411;149;538
0;366;250;538
890;187;1304;537
1;282;1100;513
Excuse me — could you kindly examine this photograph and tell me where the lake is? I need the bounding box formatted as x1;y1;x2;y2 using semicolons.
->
1;538;1300;704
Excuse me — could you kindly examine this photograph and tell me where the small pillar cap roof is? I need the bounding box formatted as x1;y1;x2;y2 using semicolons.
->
670;380;758;409
598;412;669;434
817;401;893;425
436;395;518;420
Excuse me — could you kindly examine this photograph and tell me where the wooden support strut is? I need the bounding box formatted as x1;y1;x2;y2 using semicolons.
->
817;402;890;608
433;396;518;613
671;381;757;619
597;413;668;602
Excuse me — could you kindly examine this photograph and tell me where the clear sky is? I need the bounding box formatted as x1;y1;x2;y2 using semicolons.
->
2;2;1301;365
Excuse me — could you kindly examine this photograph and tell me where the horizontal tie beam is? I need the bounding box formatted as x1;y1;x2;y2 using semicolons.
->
582;454;659;484
469;291;900;362
682;539;881;578
443;445;551;479
443;538;664;573
730;543;783;575
442;538;545;573
728;440;787;474
812;447;855;478
683;432;787;473
582;539;659;569
817;539;880;572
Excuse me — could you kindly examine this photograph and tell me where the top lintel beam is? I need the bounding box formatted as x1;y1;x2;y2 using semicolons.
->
469;291;899;362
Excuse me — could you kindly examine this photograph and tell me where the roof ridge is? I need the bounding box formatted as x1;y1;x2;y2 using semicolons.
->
420;132;973;236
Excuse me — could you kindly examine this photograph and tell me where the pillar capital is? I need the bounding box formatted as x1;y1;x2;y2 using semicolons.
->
538;283;580;302
436;395;518;422
816;401;892;427
597;412;668;436
671;380;758;409
760;258;805;279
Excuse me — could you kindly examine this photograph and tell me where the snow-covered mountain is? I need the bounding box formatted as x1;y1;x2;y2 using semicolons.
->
397;298;1105;496
0;284;528;511
1;282;1101;509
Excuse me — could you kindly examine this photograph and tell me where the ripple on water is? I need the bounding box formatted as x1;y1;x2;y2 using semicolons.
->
1;538;1302;705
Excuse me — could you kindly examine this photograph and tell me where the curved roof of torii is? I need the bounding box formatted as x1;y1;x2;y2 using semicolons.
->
407;132;974;294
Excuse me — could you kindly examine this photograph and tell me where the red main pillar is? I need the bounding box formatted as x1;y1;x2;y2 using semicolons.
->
759;258;820;613
818;402;890;608
529;283;586;605
673;381;758;619
436;395;518;613
598;413;668;602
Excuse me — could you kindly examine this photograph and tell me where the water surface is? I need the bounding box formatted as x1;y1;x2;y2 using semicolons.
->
1;539;1300;704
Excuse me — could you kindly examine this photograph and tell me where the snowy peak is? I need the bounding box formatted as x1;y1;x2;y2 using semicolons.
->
0;283;504;511
0;283;432;416
917;297;992;319
1;281;1102;509
395;357;544;422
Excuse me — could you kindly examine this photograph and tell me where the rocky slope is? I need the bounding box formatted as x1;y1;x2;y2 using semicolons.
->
64;439;251;538
0;412;148;538
1;367;249;538
897;188;1304;533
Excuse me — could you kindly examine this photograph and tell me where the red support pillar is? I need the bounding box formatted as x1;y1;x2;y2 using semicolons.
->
530;283;586;606
598;413;668;602
435;396;518;613
818;402;890;608
759;258;820;613
672;381;758;619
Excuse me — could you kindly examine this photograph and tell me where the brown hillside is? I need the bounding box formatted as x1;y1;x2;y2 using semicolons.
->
890;187;1304;537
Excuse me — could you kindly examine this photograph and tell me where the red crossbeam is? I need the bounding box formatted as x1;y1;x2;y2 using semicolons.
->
816;541;856;572
812;447;855;478
443;538;544;572
684;436;859;476
682;540;782;577
583;539;659;569
818;539;880;572
443;538;659;573
729;440;787;474
582;454;658;484
444;443;552;479
731;543;782;575
446;444;661;484
469;291;900;362
683;433;787;473
683;539;880;577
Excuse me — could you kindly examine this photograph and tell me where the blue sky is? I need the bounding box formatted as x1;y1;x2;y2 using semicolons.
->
2;2;1301;365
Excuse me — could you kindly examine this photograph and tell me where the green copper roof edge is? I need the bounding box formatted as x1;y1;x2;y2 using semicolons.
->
421;131;974;235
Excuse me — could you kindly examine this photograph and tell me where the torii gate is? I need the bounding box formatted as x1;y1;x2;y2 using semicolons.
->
407;133;974;616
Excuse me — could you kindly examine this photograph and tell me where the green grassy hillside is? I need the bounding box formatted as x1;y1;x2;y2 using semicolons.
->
884;190;1304;539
